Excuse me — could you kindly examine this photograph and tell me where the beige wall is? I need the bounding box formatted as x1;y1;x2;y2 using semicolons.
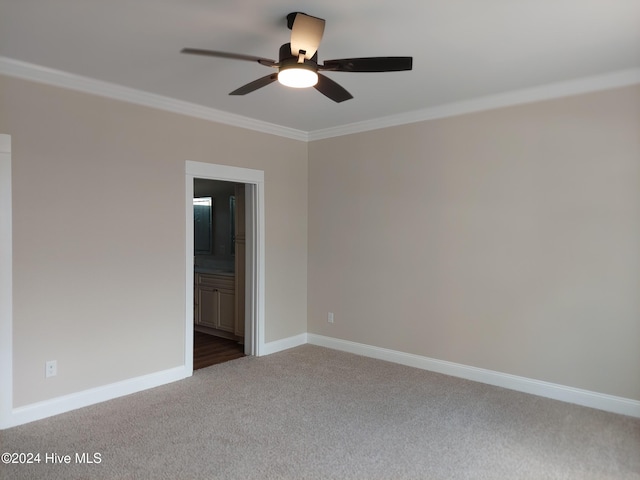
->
308;85;640;400
0;75;308;407
2;71;638;409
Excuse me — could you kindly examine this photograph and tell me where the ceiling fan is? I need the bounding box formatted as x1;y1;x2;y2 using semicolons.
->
181;12;412;103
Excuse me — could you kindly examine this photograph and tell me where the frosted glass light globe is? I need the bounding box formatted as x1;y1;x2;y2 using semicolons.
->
278;67;318;88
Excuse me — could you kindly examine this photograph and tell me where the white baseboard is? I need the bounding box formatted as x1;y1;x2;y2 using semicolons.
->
307;334;640;418
5;333;638;429
4;366;190;429
261;333;308;356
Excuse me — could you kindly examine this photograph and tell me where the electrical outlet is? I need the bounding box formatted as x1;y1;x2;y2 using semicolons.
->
45;360;57;378
328;312;334;324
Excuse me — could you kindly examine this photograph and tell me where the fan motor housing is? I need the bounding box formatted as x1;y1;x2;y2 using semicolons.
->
278;43;318;68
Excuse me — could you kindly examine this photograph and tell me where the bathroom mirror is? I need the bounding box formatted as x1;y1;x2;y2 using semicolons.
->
194;197;213;254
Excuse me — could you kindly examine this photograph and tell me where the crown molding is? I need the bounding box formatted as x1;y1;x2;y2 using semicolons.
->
0;56;309;142
308;68;640;141
1;56;638;143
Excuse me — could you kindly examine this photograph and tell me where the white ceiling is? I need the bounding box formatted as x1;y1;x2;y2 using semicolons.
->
1;0;639;134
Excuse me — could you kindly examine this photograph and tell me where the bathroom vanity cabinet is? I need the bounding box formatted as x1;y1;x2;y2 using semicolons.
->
194;272;235;333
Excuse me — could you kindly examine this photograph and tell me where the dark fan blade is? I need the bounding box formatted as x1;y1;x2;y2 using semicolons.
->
314;73;353;103
321;57;412;72
230;74;278;96
181;48;277;67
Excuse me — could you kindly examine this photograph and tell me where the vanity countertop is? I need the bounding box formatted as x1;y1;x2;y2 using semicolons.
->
194;267;235;276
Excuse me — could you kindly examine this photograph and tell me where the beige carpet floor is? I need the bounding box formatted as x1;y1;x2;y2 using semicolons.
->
1;345;639;479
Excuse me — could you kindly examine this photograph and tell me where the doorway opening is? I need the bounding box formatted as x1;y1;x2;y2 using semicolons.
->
185;161;265;374
192;179;245;369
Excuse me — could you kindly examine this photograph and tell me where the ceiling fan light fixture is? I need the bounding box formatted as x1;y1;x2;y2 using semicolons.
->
181;14;412;101
278;65;318;88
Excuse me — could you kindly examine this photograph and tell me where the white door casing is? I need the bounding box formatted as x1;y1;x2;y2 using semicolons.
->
0;134;13;429
185;161;265;374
